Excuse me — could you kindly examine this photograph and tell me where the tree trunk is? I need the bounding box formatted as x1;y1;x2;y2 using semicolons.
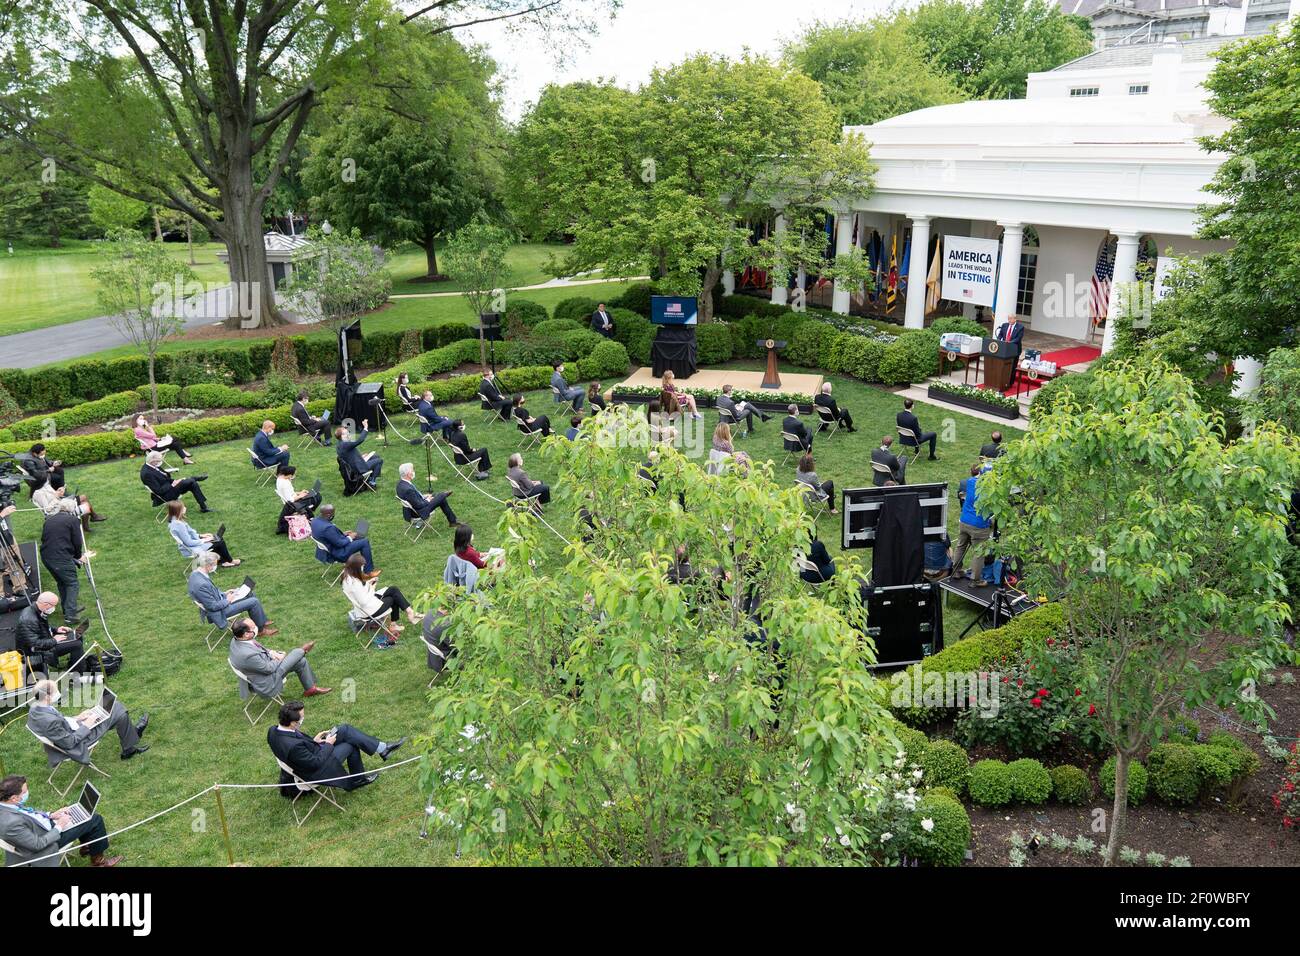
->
699;267;720;323
1104;750;1130;866
186;218;195;265
152;207;163;241
424;240;440;280
218;140;284;329
147;352;158;416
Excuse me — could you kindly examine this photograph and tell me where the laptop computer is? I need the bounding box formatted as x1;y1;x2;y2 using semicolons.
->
311;478;322;497
57;781;101;828
354;519;369;540
78;685;116;730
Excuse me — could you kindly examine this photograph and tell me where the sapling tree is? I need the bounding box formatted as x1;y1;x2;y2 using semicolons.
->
979;360;1300;864
443;218;514;369
279;228;392;334
91;230;196;414
416;405;904;865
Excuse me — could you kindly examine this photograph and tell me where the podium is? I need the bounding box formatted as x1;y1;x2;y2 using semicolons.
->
758;339;787;389
979;337;1018;392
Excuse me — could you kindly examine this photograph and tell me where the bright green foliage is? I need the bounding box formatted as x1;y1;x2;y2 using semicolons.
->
920;740;971;796
968;760;1014;807
418;404;900;865
1049;765;1091;804
1007;759;1052;805
910;793;971;867
1101;756;1148;806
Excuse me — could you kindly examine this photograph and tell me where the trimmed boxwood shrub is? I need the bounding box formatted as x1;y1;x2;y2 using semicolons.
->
911;793;971;867
789;320;840;368
696;323;734;366
826;333;886;382
1007;758;1052;805
1148;744;1200;804
1100;756;1149;806
1050;764;1091;804
553;296;600;324
5;390;143;441
611;309;654;366
878;329;940;385
560;329;605;361
137;384;182;408
0;381;21;429
930;316;986;339
892;724;931;766
1147;737;1259;804
504;298;549;331
968;760;1013;807
534;318;584;338
920;739;970;796
612;282;657;316
576;340;630;381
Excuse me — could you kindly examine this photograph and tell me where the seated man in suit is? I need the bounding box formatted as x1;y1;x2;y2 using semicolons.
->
396;463;459;528
551;363;585;410
140;451;212;512
415;391;454;441
782;405;814;453
871;436;906;486
590;303;614;337
447;420;491;480
897;398;939;461
291;391;331;446
335;420;382;489
479;370;513;420
717;384;771;436
16;592;88;676
980;431;1006;459
814;383;855;432
507;453;551;506
800;536;837;584
564;416;584;441
188;551;278;637
0;774;122;867
252;420;291;470
27;678;149;764
229;618;330;699
268;700;405;794
311;504;375;573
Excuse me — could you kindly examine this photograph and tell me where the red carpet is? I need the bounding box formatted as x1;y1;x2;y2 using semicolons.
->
975;345;1102;397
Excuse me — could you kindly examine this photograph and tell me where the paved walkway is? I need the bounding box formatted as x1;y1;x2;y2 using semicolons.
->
388;274;646;300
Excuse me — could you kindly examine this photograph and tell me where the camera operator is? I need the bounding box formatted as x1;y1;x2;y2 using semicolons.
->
40;497;95;627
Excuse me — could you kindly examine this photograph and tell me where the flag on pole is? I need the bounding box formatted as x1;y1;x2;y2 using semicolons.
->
867;232;881;302
885;233;899;314
925;237;943;315
1090;237;1116;327
898;233;912;293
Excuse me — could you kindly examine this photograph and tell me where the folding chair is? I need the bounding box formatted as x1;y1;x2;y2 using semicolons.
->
781;431;804;464
28;729;110;800
507;476;543;516
552;385;580;415
295;419;324;450
171;531;200;579
815;404;841;438
705;449;732;476
896;426;921;466
871;461;895;485
275;757;345;827
150;493;169;523
0;835;71;867
478;391;504;424
312;536;345;587
397;496;429;543
795;553;829;588
516;421;543;451
339;460;377;496
348;606;395;650
718;406;741;430
192;600;238;653
800;483;830;521
248;448;276;488
228;661;283;726
421;630;449;688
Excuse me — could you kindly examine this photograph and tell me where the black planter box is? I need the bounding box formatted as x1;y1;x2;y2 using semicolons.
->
926;385;1020;420
611;391;813;415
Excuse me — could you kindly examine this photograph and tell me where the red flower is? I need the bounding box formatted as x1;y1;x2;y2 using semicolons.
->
1074;688;1082;696
1002;676;1010;684
1016;679;1024;687
1031;698;1043;708
1046;638;1055;646
1038;689;1049;697
1088;704;1097;716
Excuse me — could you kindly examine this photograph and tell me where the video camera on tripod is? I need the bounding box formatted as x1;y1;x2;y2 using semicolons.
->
0;451;24;511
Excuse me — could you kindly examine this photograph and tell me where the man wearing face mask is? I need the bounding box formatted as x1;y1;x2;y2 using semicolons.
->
26;679;150;764
0;774;121;867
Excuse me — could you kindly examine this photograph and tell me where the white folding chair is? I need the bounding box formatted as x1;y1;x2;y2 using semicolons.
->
150;494;169;523
421;631;449;688
0;835;71;867
516;421;543;451
348;605;395;650
706;449;732;476
718;406;740;429
192;599;238;653
815;404;841;438
229;661;283;726
478;391;503;424
507;476;543;516
871;461;895;484
311;536;345;587
552;385;580;414
896;426;921;465
275;757;345;827
800;483;830;521
781;431;804;463
28;729;109;799
396;496;429;543
795;553;829;588
248;448;276;488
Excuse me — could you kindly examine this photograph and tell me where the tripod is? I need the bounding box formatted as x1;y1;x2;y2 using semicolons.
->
0;519;32;599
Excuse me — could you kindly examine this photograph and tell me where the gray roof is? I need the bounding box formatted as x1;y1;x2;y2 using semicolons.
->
1056;0;1240;15
1052;34;1241;70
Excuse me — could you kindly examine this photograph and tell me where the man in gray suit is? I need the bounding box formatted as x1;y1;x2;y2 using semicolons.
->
0;774;121;867
26;679;149;765
188;551;277;637
717;384;771;436
550;363;585;409
228;619;331;699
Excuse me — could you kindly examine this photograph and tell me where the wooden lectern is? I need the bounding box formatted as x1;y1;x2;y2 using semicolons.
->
758;338;786;389
980;337;1017;392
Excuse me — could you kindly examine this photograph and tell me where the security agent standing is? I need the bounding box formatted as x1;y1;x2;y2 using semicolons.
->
40;497;91;626
0;774;122;867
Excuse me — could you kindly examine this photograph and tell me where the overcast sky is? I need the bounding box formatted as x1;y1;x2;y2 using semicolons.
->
463;0;897;120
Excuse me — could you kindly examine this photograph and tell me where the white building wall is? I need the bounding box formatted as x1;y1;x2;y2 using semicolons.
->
1027;226;1108;340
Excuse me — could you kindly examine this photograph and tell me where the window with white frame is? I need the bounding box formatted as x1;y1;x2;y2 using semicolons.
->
1070;86;1099;97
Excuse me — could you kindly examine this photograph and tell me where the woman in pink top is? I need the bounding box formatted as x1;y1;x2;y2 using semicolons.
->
134;416;195;464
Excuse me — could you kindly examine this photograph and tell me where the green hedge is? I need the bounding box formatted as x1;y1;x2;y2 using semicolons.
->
4;390;143;442
553;296;601;324
893;604;1065;726
612;282;658;316
1;322;477;413
611;309;654;366
696;323;734;366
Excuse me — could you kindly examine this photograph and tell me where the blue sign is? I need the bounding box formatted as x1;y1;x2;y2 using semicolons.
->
651;295;698;326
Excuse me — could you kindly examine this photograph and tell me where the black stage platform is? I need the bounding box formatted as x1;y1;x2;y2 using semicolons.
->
938;573;1042;638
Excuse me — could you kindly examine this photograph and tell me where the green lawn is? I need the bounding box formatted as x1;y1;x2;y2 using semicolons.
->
0;376;1003;865
22;280;641;369
0;241;232;336
387;242;575;295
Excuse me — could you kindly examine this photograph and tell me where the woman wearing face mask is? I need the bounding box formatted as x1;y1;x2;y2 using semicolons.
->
134;416;195;465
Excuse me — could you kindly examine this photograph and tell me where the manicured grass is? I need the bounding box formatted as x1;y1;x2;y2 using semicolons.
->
0;241;231;336
387;242;573;295
0;376;1002;865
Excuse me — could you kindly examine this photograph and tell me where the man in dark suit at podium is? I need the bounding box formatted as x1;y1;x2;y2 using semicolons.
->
994;317;1025;357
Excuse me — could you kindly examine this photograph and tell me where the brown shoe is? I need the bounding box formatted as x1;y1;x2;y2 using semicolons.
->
304;686;333;697
362;570;382;581
90;854;123;867
259;625;280;638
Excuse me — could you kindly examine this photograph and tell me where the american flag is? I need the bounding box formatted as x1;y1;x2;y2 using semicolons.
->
1090;237;1116;325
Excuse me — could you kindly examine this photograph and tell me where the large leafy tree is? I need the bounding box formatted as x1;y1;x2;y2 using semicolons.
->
904;0;1092;101
0;0;615;327
418;405;903;866
508;55;874;322
784;17;963;126
981;361;1299;865
302;32;504;282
